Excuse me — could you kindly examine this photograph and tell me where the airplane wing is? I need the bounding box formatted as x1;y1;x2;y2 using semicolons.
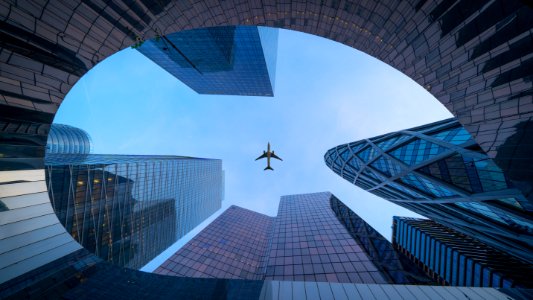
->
271;153;283;161
255;153;268;160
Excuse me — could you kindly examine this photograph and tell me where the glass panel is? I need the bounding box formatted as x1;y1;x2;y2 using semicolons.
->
431;126;473;145
370;156;403;177
376;134;410;150
400;173;457;198
389;139;447;166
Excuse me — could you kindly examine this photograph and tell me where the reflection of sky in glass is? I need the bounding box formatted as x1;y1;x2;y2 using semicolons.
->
55;28;454;270
138;26;277;96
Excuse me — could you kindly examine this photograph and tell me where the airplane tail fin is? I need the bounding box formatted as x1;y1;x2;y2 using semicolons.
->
264;166;274;171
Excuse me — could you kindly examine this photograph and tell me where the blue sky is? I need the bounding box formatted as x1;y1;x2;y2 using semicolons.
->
54;28;452;271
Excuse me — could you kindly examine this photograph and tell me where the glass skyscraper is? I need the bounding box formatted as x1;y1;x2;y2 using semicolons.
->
46;124;92;155
137;26;278;96
45;153;223;269
324;118;533;264
155;192;430;284
392;217;533;288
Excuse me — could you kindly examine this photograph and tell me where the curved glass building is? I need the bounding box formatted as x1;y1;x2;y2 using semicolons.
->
46;124;92;154
325;118;533;265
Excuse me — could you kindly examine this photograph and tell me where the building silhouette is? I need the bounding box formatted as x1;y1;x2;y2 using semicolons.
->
1;0;533;297
324;118;533;265
155;192;431;284
137;26;278;96
393;217;533;288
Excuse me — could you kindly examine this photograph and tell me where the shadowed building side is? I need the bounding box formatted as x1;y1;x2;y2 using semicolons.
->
392;217;533;288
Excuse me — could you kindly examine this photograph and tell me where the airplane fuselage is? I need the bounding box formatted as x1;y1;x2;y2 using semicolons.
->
255;142;282;171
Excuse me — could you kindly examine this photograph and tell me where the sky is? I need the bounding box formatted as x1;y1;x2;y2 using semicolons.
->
53;28;453;272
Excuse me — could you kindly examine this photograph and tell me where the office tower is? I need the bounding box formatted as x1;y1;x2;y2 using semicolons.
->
155;192;430;284
324;118;533;264
137;26;278;96
45;153;223;269
392;217;533;288
156;206;273;280
46;124;92;154
2;0;532;297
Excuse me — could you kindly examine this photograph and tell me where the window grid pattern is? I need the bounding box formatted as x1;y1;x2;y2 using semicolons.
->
356;146;378;163
389;139;447;166
392;217;533;288
324;118;532;264
400;173;457;198
371;156;403;177
155;206;273;280
430;127;473;145
330;197;433;284
137;26;278;96
156;192;397;285
375;134;410;151
45;154;223;269
265;192;387;284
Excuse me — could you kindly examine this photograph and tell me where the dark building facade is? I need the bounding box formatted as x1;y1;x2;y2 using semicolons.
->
155;192;431;285
156;206;273;280
45;154;223;269
393;217;533;288
324;118;533;265
137;26;278;96
1;0;533;297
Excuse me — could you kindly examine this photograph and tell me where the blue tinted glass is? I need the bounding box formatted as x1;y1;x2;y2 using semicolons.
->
431;127;473;145
376;134;410;150
389;139;447;166
473;159;508;191
400;173;456;198
138;26;277;96
370;156;403;177
357;146;378;162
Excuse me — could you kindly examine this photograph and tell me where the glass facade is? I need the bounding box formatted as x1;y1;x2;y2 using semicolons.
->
2;0;533;297
330;196;433;284
155;192;430;285
137;26;278;96
264;192;388;284
392;217;533;288
45;154;223;269
46;124;92;155
324;118;533;264
156;206;273;280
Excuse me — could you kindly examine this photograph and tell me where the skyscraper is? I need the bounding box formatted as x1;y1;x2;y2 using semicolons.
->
155;192;430;284
45;127;224;269
137;26;278;96
392;217;533;288
324;118;533;264
2;0;533;297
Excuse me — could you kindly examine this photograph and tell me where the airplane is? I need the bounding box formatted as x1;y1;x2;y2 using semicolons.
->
255;142;282;171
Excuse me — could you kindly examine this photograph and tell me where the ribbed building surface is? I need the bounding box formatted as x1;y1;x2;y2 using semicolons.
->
46;124;92;155
393;217;533;288
137;26;278;96
45;154;223;269
325;118;533;264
